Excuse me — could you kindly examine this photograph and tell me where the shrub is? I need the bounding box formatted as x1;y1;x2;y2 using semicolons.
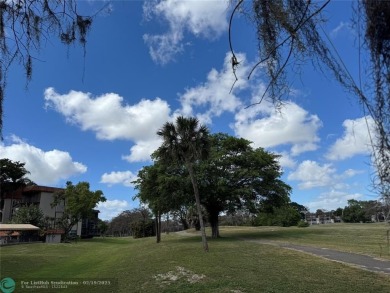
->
255;206;301;227
297;220;310;228
130;220;155;238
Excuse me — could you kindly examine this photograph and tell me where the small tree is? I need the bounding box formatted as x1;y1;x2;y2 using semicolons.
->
97;219;109;238
11;205;44;227
52;181;106;240
11;205;45;241
133;162;190;243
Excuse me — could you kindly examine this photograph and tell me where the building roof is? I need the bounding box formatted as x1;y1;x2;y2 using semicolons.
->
0;231;20;237
0;224;40;231
3;185;64;199
22;185;63;194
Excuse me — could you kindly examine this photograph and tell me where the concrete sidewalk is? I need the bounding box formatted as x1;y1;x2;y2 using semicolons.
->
246;239;390;275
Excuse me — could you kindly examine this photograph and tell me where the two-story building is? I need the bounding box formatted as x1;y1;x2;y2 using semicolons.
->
0;185;100;238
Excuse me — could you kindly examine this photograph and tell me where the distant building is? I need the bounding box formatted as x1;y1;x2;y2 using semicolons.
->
0;185;101;238
304;212;340;224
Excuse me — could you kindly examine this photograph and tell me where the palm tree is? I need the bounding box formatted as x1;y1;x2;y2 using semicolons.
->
156;116;210;252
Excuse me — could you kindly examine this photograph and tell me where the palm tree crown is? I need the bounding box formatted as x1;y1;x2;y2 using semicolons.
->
156;116;210;164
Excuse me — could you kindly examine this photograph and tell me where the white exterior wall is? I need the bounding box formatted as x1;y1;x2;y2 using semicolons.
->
46;234;61;243
1;199;12;223
39;192;65;220
39;192;55;217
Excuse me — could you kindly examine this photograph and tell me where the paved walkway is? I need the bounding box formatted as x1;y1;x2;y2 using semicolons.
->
245;239;390;275
175;231;390;274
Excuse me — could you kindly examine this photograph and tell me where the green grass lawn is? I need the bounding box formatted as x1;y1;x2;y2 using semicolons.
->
1;224;390;292
220;223;390;259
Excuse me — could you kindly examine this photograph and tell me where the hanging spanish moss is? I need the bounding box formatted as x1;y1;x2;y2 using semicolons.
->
360;0;390;203
229;0;389;202
0;0;98;137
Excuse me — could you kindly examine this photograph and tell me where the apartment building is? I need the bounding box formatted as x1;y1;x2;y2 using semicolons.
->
0;185;100;238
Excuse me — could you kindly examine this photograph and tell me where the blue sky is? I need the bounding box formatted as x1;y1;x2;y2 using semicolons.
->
1;1;377;220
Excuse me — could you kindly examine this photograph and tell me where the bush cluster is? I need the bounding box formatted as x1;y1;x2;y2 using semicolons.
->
297;220;310;228
255;206;301;227
130;220;155;239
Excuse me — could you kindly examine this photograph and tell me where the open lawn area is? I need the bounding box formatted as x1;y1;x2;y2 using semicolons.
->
1;223;390;292
220;223;390;259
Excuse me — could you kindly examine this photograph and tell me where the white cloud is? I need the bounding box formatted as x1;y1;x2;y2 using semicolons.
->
44;87;172;162
97;199;130;221
143;0;229;64
288;160;336;189
305;190;363;212
288;160;364;190
44;88;171;141
177;52;247;123
234;101;322;155
122;139;162;163
326;116;374;161
100;171;138;187
330;21;353;38
342;168;364;178
0;136;87;185
143;30;185;65
276;152;297;169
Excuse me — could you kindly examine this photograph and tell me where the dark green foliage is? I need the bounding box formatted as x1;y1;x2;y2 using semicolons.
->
255;205;301;227
11;205;45;241
130;220;155;239
342;199;371;223
297;220;310;228
290;202;309;220
156;116;210;165
97;219;109;236
134;142;200;242
52;181;106;238
11;205;44;227
155;116;210;251
134;132;292;240
197;133;291;237
0;158;35;198
334;208;343;217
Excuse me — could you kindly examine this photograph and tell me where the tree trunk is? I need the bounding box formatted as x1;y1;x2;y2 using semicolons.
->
166;214;170;234
156;211;161;243
180;218;189;230
208;210;220;238
186;162;209;252
194;218;201;231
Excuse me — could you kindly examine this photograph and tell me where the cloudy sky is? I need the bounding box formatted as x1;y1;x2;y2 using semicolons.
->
1;1;377;220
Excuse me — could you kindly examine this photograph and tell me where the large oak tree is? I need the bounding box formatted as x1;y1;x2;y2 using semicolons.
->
197;133;291;238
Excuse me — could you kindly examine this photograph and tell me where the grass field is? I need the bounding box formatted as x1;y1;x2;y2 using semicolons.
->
220;223;390;259
1;223;390;292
